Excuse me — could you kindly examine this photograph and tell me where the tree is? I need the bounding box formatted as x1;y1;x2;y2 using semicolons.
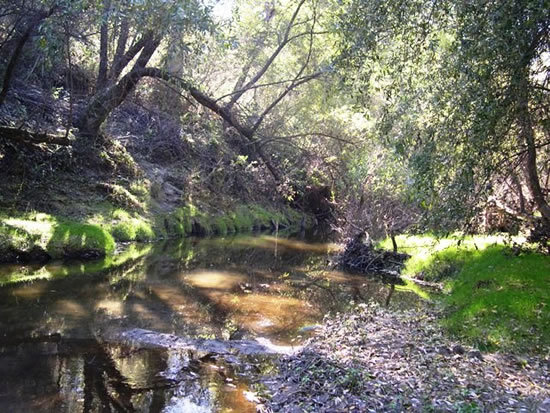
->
335;0;550;230
75;0;212;137
0;1;61;107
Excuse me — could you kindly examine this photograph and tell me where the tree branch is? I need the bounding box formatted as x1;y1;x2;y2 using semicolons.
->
225;0;307;108
0;125;72;146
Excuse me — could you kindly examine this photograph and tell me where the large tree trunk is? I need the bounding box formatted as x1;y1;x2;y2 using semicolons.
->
518;71;550;222
77;37;160;136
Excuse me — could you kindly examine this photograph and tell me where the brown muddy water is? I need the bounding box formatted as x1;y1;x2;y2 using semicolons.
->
0;234;423;412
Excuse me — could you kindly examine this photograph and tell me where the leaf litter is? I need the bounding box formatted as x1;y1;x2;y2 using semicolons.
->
259;302;550;412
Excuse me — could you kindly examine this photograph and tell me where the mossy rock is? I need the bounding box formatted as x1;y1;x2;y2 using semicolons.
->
46;221;115;259
112;221;136;242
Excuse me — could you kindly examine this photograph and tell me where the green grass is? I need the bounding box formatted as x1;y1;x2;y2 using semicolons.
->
379;233;550;352
443;246;550;351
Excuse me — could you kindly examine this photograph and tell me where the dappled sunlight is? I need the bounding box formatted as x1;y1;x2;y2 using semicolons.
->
182;270;247;290
95;299;124;317
10;282;48;299
55;299;88;318
130;302;170;328
233;235;340;254
151;285;214;327
3;217;54;236
396;279;431;300
202;291;320;338
0;266;54;286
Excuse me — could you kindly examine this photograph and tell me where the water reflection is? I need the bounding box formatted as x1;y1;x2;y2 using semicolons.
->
0;234;423;412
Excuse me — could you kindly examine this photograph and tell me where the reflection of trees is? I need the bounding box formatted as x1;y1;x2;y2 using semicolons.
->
83;343;139;412
0;235;423;412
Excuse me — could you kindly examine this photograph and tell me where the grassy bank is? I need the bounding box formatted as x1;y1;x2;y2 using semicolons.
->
378;234;550;352
0;204;310;264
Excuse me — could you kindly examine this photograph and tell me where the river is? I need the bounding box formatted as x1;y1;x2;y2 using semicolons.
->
0;233;422;412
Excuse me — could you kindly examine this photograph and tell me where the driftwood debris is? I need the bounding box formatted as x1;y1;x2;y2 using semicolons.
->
340;232;409;275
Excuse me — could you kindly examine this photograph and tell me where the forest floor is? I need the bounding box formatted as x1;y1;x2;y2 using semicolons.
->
261;302;550;413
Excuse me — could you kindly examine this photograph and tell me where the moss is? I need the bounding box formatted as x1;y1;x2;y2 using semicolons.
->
97;183;143;211
378;233;550;352
0;203;309;263
111;221;136;242
0;223;36;252
1;213;114;261
110;215;155;242
46;221;115;259
135;221;154;241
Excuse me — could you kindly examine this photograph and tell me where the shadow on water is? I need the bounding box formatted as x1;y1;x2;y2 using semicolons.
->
0;233;425;412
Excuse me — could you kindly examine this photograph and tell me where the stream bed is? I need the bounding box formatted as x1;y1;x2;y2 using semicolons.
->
0;234;423;412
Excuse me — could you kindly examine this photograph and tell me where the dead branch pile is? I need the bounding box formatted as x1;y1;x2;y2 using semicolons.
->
339;232;409;275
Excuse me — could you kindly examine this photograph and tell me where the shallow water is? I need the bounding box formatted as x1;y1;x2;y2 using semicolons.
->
0;234;422;412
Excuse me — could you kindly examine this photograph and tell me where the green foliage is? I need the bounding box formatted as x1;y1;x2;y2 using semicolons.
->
335;0;550;230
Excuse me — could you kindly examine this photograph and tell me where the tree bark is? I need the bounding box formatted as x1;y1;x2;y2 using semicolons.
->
517;71;550;222
110;15;129;84
108;31;154;82
0;125;71;146
96;0;111;91
77;37;160;136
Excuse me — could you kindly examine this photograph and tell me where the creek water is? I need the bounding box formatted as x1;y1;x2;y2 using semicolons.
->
0;233;422;412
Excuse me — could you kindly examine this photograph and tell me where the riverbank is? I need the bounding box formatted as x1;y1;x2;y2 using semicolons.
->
378;234;550;353
261;302;550;412
0;204;309;264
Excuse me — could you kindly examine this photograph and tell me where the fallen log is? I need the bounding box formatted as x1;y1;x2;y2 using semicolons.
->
0;125;72;146
98;328;300;358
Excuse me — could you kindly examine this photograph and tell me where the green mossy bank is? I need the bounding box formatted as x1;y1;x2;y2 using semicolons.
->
0;205;311;264
378;234;550;352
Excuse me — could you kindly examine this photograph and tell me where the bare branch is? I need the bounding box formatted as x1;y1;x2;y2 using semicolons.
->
225;0;308;108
